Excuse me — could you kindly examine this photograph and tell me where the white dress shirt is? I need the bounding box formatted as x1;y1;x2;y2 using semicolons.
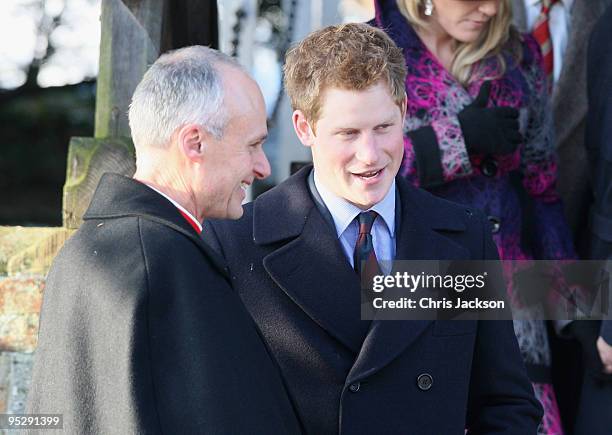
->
523;0;574;84
313;170;396;274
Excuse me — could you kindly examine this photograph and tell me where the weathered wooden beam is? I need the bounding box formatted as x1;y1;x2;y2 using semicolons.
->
161;0;218;51
95;0;219;139
95;0;165;139
63;137;135;229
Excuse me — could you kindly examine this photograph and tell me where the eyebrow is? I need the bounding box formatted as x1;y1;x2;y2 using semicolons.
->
333;127;359;133
375;116;397;126
249;134;268;145
332;117;397;133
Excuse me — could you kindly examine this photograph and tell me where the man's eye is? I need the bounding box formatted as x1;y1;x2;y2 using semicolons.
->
375;124;392;130
340;130;357;136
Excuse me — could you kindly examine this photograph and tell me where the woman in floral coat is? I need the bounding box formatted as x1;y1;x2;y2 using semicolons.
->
372;1;576;433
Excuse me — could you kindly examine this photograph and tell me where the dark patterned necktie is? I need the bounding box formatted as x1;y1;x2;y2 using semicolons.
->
353;211;382;284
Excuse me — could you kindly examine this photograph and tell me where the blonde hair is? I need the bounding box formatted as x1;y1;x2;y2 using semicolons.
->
398;0;521;84
283;23;407;127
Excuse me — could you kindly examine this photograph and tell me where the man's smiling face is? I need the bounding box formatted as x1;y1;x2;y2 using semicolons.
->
295;80;405;209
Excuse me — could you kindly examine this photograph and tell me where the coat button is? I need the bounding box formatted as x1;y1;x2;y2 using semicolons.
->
417;373;433;391
480;157;498;177
488;216;501;234
349;383;360;393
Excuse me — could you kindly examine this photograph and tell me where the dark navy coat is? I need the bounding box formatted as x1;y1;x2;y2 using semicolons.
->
27;173;302;434
570;6;612;434
205;166;542;435
587;3;612;344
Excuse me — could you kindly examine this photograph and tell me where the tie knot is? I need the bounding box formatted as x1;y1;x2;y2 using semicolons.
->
541;0;558;12
357;211;378;235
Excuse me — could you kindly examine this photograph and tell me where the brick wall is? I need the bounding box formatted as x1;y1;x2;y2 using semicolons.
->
0;226;67;417
0;276;44;415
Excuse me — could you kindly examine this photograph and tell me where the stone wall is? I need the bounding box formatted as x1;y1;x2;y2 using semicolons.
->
0;276;43;416
0;226;71;417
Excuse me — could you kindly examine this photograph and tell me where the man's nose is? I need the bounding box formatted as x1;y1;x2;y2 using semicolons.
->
355;134;379;165
253;149;271;179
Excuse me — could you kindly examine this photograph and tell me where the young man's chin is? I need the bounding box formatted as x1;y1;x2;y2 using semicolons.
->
345;194;382;211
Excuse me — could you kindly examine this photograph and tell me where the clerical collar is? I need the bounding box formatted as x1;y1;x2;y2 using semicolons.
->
143;183;203;234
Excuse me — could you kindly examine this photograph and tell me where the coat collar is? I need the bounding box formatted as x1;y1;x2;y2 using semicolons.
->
84;173;229;278
253;165;466;244
372;0;424;52
254;166;469;380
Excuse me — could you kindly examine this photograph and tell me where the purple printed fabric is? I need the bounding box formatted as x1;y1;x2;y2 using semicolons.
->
372;2;577;434
372;1;576;264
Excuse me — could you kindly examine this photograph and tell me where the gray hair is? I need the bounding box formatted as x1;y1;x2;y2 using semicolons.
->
128;46;242;148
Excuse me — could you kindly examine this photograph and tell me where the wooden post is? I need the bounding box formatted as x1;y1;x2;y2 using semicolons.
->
95;0;165;139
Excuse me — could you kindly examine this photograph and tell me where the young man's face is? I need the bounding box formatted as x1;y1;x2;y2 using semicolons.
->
293;81;405;209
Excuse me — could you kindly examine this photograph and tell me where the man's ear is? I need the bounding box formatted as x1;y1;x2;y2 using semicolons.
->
177;124;206;161
292;110;316;148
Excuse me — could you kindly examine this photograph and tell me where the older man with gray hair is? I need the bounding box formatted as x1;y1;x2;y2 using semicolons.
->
27;46;302;434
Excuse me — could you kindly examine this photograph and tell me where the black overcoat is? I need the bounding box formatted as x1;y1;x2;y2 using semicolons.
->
570;6;612;434
27;173;302;434
205;166;543;435
586;5;612;348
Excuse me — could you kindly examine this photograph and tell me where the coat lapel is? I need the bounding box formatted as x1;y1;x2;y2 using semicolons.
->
254;167;369;353
348;179;471;384
255;169;473;380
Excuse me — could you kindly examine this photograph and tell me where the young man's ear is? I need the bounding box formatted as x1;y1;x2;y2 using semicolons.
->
177;124;206;161
292;110;316;147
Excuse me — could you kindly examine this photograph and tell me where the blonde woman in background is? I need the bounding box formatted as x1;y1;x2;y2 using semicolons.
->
371;1;577;433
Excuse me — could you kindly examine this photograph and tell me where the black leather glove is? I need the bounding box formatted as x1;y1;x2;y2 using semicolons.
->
458;81;523;156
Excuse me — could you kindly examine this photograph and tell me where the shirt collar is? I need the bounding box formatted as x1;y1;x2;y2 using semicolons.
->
143;183;203;233
313;169;396;238
529;0;573;9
